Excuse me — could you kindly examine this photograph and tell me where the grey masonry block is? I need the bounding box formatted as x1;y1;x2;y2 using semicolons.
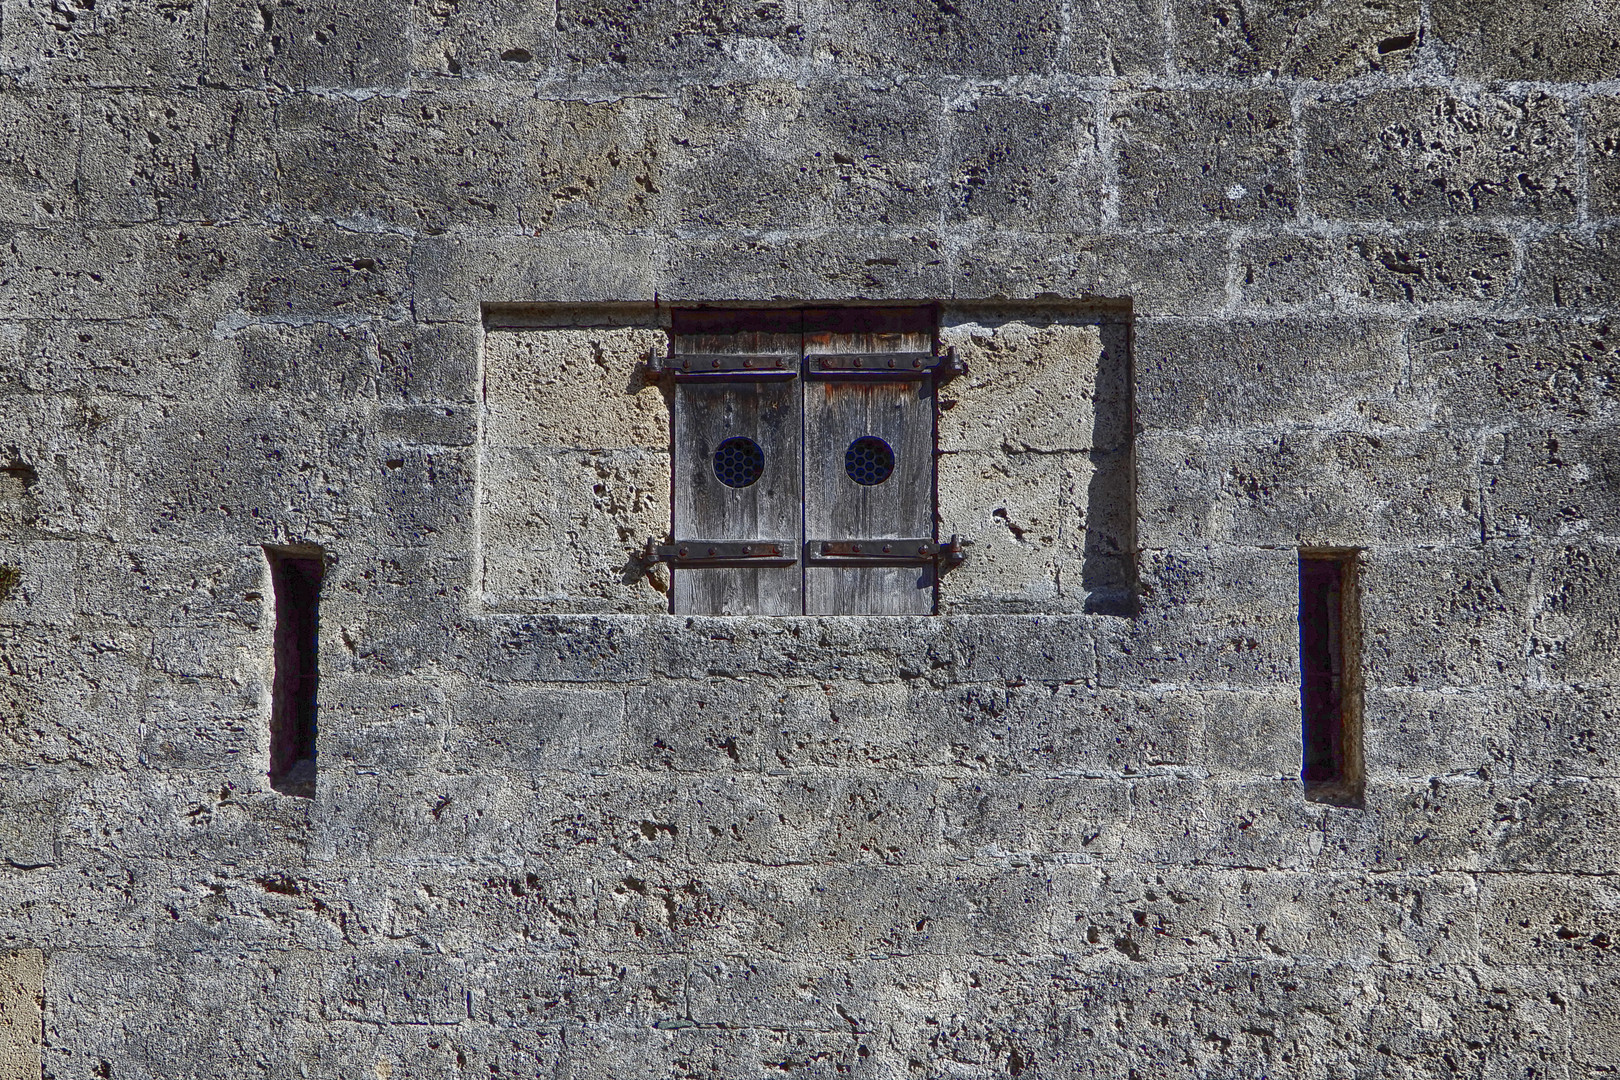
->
1169;0;1421;80
1302;88;1578;222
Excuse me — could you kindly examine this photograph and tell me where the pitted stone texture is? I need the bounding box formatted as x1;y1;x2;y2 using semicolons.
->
1170;0;1421;79
1432;0;1620;81
1112;89;1298;226
1302;88;1578;222
482;327;670;613
0;950;41;1080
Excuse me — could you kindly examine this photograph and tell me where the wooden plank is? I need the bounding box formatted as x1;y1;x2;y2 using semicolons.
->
671;310;803;615
803;308;936;615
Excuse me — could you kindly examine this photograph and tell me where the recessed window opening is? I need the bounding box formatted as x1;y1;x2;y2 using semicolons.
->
265;547;324;798
1299;550;1364;807
713;436;765;488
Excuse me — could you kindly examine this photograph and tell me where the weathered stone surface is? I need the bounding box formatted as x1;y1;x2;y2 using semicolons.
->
1170;0;1421;79
1302;88;1578;221
0;950;41;1080
0;0;1615;1074
1432;0;1620;81
1112;89;1298;226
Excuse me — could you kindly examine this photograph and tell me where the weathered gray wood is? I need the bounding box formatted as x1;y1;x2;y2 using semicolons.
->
803;309;936;615
671;313;803;615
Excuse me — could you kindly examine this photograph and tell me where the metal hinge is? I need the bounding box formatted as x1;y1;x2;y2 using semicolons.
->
647;540;797;568
805;535;972;568
805;347;966;382
646;351;799;381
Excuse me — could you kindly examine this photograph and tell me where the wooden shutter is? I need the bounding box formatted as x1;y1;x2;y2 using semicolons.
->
669;309;803;615
802;308;937;615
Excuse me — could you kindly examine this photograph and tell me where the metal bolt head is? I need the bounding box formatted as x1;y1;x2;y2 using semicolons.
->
882;543;893;553
707;547;717;556
678;547;688;557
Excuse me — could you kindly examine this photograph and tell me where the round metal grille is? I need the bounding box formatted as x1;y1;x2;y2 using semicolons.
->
844;436;895;486
713;436;764;488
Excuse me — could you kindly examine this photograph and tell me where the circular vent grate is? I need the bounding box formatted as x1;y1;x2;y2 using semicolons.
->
844;436;895;486
713;436;765;488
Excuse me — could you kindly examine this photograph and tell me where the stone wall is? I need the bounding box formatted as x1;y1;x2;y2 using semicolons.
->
0;0;1618;1076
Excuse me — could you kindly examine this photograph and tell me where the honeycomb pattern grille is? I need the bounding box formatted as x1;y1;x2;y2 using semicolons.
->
713;436;765;488
844;436;894;486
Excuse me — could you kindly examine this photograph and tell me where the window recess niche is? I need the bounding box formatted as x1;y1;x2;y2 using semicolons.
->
478;302;1134;617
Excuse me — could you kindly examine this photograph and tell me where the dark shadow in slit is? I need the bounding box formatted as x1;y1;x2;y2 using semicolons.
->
1082;317;1137;616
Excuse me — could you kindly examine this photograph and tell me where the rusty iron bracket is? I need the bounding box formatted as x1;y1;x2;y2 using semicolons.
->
805;535;972;568
648;539;797;568
646;351;799;381
805;347;966;382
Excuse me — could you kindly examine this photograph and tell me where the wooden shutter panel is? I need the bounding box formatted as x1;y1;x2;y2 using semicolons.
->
802;308;937;615
669;309;803;615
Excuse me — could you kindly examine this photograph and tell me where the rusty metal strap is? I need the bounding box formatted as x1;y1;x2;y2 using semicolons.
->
649;540;797;567
805;536;972;566
805;348;967;380
648;352;799;381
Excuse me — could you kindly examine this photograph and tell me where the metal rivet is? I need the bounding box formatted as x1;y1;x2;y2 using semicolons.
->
883;544;893;553
708;547;717;556
681;360;691;371
853;358;863;368
742;545;751;555
852;544;861;553
678;547;688;557
711;359;720;369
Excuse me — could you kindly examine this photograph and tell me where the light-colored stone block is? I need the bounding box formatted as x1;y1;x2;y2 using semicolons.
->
0;949;41;1080
481;446;670;612
938;319;1107;452
483;327;669;451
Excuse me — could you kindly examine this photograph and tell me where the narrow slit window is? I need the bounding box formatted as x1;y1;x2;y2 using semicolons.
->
1298;551;1363;807
266;548;324;797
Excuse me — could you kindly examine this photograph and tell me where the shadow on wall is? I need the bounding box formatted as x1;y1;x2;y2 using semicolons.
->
1085;319;1137;616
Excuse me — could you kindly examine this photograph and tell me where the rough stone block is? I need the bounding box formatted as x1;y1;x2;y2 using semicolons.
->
661;231;949;303
1344;227;1516;305
1302;88;1578;221
1590;94;1620;218
936;450;1093;613
1411;315;1620;428
938;776;1132;857
946;92;1104;231
1112;89;1298;226
484;327;669;452
1432;0;1620;81
376;319;480;405
1523;225;1620;311
407;0;559;81
1479;873;1620;968
0;88;78;228
951;230;1229;317
273;92;534;233
444;684;627;771
1530;541;1620;685
481;446;671;613
1509;686;1620;781
0;0;207;84
204;0;410;88
1231;233;1343;310
804;0;1063;76
0;949;41;1080
1170;0;1421;79
413;233;666;322
1135;316;1411;431
479;615;650;684
670;80;944;232
1361;543;1531;690
78;90;277;226
627;678;792;772
1138;429;1480;547
1103;546;1300;689
1485;424;1620;539
938;317;1117;452
556;0;808;83
1363;688;1512;779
